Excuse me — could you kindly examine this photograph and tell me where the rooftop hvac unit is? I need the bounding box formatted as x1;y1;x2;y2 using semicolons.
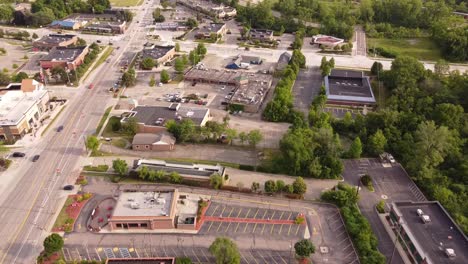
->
130;202;140;209
157;198;166;204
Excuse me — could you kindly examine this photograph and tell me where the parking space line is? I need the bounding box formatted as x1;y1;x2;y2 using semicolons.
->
267;251;280;264
279;211;284;220
253;208;260;219
191;248;201;263
286;212;292;220
261;223;266;234
200;249;210;262
243;223;249;233
295;225;300;235
228;207;235;218
258;251;270;264
270;224;275;234
75;248;82;261
207;221;215;232
216;221;224;232
261;209;268;219
225;221;232;232
287;224;292;235
211;204;220;216
235;222;240;232
248;251;259;264
219;206;227;217
94;248;101;261
253;223;258;233
236;208;243;218
278;224;284;234
240;252;251;264
271;211;276;220
244;208;251;219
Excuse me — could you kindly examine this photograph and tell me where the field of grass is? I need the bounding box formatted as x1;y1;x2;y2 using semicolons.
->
367;38;442;61
95;106;113;135
110;0;143;7
52;197;74;230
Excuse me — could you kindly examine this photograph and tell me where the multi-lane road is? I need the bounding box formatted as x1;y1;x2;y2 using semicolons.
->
0;2;156;263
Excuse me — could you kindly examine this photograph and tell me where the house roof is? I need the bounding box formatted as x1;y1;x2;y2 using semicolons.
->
141;45;175;60
132;132;175;145
34;34;76;45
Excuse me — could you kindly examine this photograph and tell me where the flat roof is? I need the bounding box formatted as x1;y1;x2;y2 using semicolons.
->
136;159;224;179
128;104;208;127
324;69;376;104
106;258;175;264
34;34;76;45
0;90;48;126
230;74;272;107
141;45;174;60
313;35;344;45
113;191;174;218
197;23;225;34
40;46;87;62
393;201;468;264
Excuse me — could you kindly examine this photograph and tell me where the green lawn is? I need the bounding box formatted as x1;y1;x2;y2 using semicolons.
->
95;106;113;135
102;116;124;137
110;0;143;7
367;38;442;61
53;197;74;230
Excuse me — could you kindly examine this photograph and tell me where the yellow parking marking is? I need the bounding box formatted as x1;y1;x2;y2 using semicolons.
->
129;248;134;252
261;223;266;234
313;227;318;234
113;248;118;252
287;212;293;220
262;209;267;219
97;248;102;252
228;207;235;217
211;205;220;216
287;224;292;235
271;211;276;220
226;221;232;232
216;221;224;232
243;223;249;232
253;223;258;233
244;208;251;219
270;224;275;234
219;206;227;217
278;224;284;234
207;221;215;232
279;211;285;220
295;225;300;235
235;222;241;232
253;208;260;219
236;208;243;218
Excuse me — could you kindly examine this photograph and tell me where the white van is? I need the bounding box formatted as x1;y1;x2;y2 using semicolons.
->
416;209;423;216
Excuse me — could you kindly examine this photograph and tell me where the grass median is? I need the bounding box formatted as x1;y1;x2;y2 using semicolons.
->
95;106;112;135
110;0;143;7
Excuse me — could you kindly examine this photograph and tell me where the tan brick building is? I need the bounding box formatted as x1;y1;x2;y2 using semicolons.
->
39;46;89;71
132;132;176;151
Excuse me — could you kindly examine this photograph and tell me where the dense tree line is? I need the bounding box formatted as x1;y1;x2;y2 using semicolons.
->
263;49;305;122
322;183;386;264
333;56;468;233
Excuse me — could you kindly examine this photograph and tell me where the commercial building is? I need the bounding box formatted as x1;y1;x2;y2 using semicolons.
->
324;69;376;107
83;21;126;34
389;201;468;264
32;34;78;51
249;28;274;42
312;34;344;48
150;22;187;31
39;46;89;71
109;187;201;231
184;68;273;112
195;23;227;39
226;55;263;69
106;258;175;264
141;45;175;65
122;103;211;133
50;20;82;30
134;159;226;182
0;80;49;141
132;132;176;151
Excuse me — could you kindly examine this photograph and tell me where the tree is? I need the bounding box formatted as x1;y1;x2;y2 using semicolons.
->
224;128;237;145
149;75;156;86
141;57;155;70
12;72;28;82
370;61;383;76
153;8;165;22
138;166;150;180
264;180;277;193
112;159;128;176
85;135;99;153
175;42;181;52
43;233;64;255
210;173;224;189
169;171;182;183
196;43;207;56
51;66;68;83
174;58;185;73
292;177;307;196
276;180;285;193
209;237;241;264
294;239;315;258
123;10;134;22
385;56;426;89
0;4;14;22
76;38;87;46
160;69;170;83
247;130;263;148
176;257;193;264
185;18;198;29
238;132;248;145
251;182;260;192
122;117;138;136
368;129;387;156
434;59;450;76
122;68;136;87
30;8;55;26
32;33;38;39
0;72;9;85
347;137;362;159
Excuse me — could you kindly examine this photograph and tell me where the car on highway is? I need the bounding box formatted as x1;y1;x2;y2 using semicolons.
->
63;185;74;191
57;125;64;132
12;152;25;158
32;155;40;162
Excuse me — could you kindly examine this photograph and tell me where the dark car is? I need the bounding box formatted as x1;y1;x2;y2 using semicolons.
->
63;185;74;191
12;152;25;158
96;40;102;43
57;125;64;132
32;155;40;162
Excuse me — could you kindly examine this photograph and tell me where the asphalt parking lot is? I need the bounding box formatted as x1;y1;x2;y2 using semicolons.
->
292;67;322;114
324;107;362;118
200;201;306;239
62;246;293;264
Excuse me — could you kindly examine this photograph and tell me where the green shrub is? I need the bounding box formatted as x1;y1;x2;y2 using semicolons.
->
239;164;255;171
83;165;109;172
376;200;385;214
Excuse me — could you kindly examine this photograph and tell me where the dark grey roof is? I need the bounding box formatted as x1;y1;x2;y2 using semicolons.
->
40;46;87;62
35;34;76;44
132;105;208;127
197;23;225;34
141;45;174;60
324;69;375;104
393;201;468;264
330;69;363;78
